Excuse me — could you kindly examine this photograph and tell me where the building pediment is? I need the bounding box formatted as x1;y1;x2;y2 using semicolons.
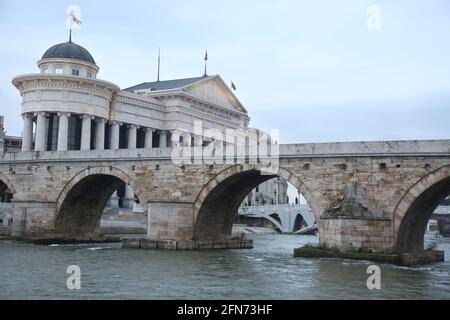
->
125;75;247;114
181;75;247;114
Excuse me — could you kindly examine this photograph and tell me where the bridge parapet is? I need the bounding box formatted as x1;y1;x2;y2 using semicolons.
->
1;139;448;164
279;140;450;157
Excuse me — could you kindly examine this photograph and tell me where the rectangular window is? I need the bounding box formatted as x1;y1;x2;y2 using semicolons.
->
55;68;64;74
104;123;111;149
136;128;145;148
119;125;127;149
90;120;95;150
86;71;92;78
152;131;159;148
46;114;59;151
42;68;49;74
72;69;80;76
68;116;82;150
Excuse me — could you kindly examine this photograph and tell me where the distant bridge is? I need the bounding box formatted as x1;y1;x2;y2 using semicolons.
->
238;204;316;233
431;205;450;219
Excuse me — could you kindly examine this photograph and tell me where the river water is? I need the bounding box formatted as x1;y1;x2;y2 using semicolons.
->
0;234;449;299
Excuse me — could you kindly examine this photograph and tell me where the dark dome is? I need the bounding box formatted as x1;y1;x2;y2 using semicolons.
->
42;42;96;65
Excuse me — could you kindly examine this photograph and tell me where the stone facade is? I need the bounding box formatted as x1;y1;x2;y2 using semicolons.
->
0;140;448;254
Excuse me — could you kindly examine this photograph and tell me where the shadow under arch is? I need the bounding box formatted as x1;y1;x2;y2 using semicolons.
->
394;165;450;253
267;213;283;232
192;164;321;241
55;166;142;238
293;213;306;232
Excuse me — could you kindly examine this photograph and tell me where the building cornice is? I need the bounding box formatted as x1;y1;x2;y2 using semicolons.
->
142;90;249;119
116;91;165;112
12;74;120;93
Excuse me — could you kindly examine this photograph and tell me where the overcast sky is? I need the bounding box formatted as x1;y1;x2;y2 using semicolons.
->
1;0;449;143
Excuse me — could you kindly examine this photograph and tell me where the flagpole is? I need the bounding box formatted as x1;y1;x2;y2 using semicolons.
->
68;11;81;43
157;47;161;82
203;49;208;77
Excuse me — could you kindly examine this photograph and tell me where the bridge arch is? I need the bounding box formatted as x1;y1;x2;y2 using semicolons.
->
193;164;321;240
55;166;143;238
394;165;450;253
267;213;283;232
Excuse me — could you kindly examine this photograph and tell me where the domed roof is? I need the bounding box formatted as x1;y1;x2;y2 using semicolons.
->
42;41;96;65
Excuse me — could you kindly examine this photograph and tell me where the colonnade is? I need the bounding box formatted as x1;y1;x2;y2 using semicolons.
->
21;112;171;152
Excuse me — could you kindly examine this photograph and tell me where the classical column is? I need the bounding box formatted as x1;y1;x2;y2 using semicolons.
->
123;184;135;209
95;118;106;151
109;191;119;208
276;180;280;205
144;128;154;149
193;134;203;146
183;133;192;147
252;190;256;206
159;130;167;148
34;112;47;151
21;113;33;152
127;124;137;149
80;115;92;151
57;112;70;151
171;130;180;147
192;134;203;164
110;122;120;150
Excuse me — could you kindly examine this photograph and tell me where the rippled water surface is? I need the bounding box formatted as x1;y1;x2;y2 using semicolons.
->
1;234;449;299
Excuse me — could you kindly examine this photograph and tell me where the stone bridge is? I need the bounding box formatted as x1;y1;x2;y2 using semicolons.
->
0;139;449;254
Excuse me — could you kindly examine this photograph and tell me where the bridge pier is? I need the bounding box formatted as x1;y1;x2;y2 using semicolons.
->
319;217;394;252
10;201;60;239
148;202;194;241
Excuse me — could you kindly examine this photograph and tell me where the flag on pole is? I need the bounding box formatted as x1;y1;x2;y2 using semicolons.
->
71;12;82;27
69;10;82;30
231;81;236;91
66;5;82;43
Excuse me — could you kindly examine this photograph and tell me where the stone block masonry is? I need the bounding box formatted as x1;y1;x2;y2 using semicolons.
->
122;238;253;250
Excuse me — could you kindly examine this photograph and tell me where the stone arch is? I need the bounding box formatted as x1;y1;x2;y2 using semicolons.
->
394;165;450;253
268;213;283;231
0;171;17;195
192;164;321;240
55;166;143;238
